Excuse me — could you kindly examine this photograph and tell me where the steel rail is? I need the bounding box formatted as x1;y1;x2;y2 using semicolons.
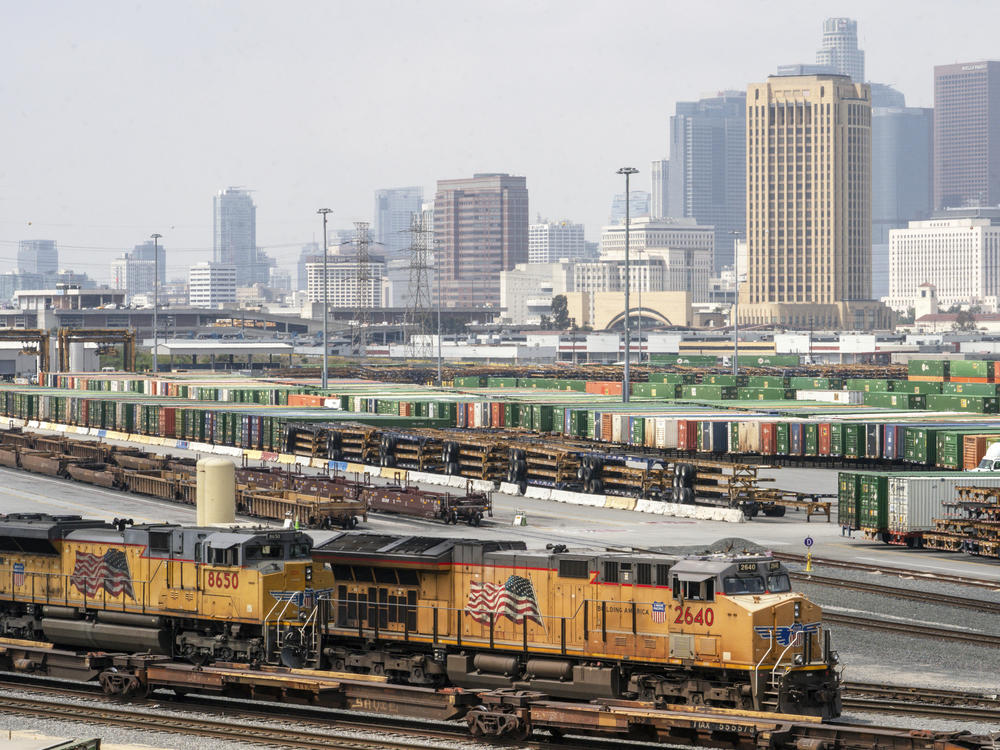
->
845;681;1000;707
791;571;1000;614
825;612;1000;646
775;552;1000;589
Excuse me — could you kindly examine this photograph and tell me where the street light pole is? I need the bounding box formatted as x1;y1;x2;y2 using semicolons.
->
637;247;643;365
435;241;443;387
617;167;638;403
150;233;161;373
317;208;333;389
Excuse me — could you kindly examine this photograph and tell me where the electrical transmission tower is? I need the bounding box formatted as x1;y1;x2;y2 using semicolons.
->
351;221;372;359
404;213;432;355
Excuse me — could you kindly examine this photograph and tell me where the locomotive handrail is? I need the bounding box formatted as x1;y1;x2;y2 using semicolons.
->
751;612;777;707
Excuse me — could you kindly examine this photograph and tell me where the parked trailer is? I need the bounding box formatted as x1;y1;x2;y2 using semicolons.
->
886;472;1000;547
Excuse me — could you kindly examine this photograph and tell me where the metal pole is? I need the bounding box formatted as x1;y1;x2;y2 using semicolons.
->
436;243;443;387
637;247;643;365
733;264;739;376
150;233;161;373
317;208;332;389
617;167;637;403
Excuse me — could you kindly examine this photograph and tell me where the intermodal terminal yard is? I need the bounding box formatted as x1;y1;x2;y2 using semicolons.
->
1;362;999;749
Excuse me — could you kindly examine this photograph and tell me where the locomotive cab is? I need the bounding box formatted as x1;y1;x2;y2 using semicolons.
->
668;555;841;719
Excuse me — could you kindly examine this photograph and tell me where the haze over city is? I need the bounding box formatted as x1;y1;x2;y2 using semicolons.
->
3;0;998;280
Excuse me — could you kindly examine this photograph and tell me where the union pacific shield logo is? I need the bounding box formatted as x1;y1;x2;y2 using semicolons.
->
651;601;666;623
754;622;820;647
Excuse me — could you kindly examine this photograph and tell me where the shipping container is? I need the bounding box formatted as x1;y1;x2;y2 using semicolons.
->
949;359;992;380
926;394;999;413
908;359;949;378
888;473;1000;541
737;387;796;400
859;472;888;532
838;472;860;528
941;382;1000;396
681;385;738;400
963;433;1000;470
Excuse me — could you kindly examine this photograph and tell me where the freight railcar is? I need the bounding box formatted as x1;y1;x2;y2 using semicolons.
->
310;534;842;719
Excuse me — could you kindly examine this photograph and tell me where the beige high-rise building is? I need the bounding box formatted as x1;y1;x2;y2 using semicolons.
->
740;75;892;329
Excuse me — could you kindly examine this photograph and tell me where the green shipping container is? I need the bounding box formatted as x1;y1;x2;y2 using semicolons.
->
942;382;1000;396
746;376;791;388
737;354;800;367
487;377;518;388
830;423;844;457
648;354;719;366
949;360;991;379
890;380;943;394
903;426;939;465
704;375;749;386
838;472;860;527
681;385;738;399
846;378;890;392
737;387;796;400
789;377;830;390
776;422;790;455
862;391;926;410
648;372;698;384
908;359;949;378
858;473;888;532
926;394;999;413
804;423;819;456
844;424;862;459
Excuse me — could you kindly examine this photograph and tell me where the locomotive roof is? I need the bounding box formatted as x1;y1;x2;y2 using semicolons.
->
0;513;111;540
314;532;526;565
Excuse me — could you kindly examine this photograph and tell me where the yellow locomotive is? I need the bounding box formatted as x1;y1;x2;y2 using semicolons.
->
312;533;842;718
0;513;335;663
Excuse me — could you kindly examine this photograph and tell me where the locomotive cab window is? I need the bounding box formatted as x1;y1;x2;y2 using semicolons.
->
673;576;715;602
767;573;791;593
723;576;766;595
209;547;238;566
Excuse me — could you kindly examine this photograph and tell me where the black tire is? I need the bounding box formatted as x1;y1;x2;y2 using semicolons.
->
517;480;528;495
680;487;695;505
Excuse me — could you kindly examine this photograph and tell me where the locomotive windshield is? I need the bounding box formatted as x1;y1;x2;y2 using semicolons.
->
723;576;765;595
723;572;791;595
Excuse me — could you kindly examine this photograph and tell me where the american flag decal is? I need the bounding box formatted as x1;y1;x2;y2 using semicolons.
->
466;575;542;626
70;549;134;599
12;562;24;587
651;601;666;623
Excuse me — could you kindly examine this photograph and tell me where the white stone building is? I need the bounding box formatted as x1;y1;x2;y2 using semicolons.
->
305;246;386;308
499;261;575;325
528;220;587;264
598;217;713;302
188;262;237;307
886;215;1000;312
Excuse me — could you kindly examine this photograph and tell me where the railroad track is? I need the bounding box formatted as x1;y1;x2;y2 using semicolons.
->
0;692;454;750
843;682;1000;722
825;612;1000;646
792;571;1000;614
775;552;1000;589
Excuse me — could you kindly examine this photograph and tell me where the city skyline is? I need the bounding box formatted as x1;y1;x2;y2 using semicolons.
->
3;1;999;282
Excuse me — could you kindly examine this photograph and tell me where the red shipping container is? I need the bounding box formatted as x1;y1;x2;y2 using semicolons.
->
818;423;832;455
79;400;88;427
678;420;699;451
585;380;623;396
490;402;501;427
995;361;1000;383
600;413;613;442
160;407;176;438
466;403;476;426
759;422;777;455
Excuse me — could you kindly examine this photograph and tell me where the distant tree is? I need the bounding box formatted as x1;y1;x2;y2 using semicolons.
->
538;315;553;330
953;309;978;331
550;294;570;329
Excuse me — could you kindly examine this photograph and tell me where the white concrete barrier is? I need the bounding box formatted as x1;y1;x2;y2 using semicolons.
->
498;482;520;496
470;479;495;493
549;490;575;504
524;487;552;501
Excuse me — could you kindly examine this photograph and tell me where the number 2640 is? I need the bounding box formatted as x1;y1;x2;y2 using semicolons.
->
674;606;714;626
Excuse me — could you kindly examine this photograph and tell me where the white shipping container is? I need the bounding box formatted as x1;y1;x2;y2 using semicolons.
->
796;389;864;404
644;417;656;448
887;474;1000;533
612;415;623;443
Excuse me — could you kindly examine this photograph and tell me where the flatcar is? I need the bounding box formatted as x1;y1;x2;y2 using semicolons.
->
310;534;842;718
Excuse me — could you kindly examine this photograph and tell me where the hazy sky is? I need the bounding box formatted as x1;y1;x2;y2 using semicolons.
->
2;0;998;281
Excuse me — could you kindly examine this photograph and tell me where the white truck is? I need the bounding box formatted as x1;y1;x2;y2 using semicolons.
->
972;442;1000;471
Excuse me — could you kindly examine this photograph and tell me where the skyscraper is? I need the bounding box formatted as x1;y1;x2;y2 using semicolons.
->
650;159;669;219
433;173;528;308
741;75;891;330
666;91;746;272
609;191;650;225
815;18;864;82
17;240;58;275
213;187;272;286
871;103;934;297
374;187;424;262
109;240;166;299
529;220;587;264
297;243;321;293
934;61;1000;209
